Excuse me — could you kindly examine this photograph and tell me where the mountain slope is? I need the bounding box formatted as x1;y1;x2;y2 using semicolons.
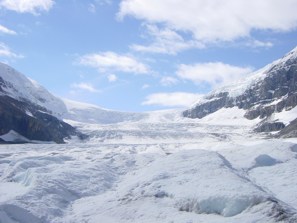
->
1;46;297;142
62;99;147;124
0;62;180;143
0;63;68;118
183;47;297;137
0;63;82;143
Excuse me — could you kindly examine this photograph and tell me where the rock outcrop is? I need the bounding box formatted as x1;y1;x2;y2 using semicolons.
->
183;47;297;137
0;63;85;143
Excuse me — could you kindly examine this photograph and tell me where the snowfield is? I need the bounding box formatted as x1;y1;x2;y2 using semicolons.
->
0;111;297;223
1;47;297;222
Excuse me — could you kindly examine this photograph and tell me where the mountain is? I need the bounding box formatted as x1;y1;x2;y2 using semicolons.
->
1;46;297;143
0;62;176;143
62;99;147;124
0;63;83;143
1;51;297;223
183;47;297;138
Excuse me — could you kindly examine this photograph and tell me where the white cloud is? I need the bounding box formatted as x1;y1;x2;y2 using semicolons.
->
95;0;112;5
107;74;117;82
130;24;204;55
119;0;297;43
247;40;274;48
88;1;112;13
71;82;100;93
160;76;179;86
142;92;202;107
88;3;96;13
177;62;253;87
0;0;54;14
0;24;16;35
142;84;150;89
0;42;23;58
79;51;149;74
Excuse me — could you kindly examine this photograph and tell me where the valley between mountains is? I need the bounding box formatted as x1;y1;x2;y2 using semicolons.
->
0;47;297;222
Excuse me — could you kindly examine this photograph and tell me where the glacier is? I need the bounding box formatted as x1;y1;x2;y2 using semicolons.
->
0;112;297;222
0;47;297;222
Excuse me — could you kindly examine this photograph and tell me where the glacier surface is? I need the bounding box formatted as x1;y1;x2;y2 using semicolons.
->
0;111;297;223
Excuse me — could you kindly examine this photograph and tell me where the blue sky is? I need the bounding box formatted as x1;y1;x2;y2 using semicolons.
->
0;0;297;112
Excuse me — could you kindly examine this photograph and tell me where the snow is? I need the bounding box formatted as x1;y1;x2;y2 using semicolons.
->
0;130;30;143
0;130;54;144
199;106;260;126
0;119;296;222
64;149;271;222
25;110;34;117
0;183;28;203
0;49;297;222
62;98;184;124
191;46;297;107
1;63;181;125
62;98;147;124
249;159;297;209
215;65;268;98
271;106;297;125
221;46;297;98
190;65;268;107
0;63;67;118
0;62;168;125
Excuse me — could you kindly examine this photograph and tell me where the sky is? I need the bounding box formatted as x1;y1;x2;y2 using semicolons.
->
0;0;297;112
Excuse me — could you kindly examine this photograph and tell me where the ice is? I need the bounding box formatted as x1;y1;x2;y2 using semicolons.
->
253;154;280;168
61;148;295;223
0;183;28;203
0;130;30;143
62;98;184;124
62;98;147;124
249;159;297;209
0;116;296;222
1;46;297;222
0;204;42;223
291;144;297;153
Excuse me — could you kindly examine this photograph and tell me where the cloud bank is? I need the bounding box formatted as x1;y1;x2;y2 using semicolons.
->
0;42;22;58
71;82;100;93
142;92;202;107
177;62;253;87
0;24;16;35
79;52;149;74
119;0;297;43
0;0;54;14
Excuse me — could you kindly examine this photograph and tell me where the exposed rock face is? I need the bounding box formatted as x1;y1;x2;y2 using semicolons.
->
277;118;297;138
183;47;297;136
0;95;82;143
254;122;285;133
0;64;85;143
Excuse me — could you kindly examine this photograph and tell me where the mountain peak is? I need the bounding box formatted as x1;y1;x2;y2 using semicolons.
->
183;46;297;137
0;62;85;143
0;62;67;118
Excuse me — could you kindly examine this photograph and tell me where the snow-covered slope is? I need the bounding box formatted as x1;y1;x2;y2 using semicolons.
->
0;132;296;222
0;62;156;127
212;46;297;98
0;63;81;143
184;46;297;137
63;99;147;124
1;52;297;222
0;62;186;143
0;130;30;143
0;63;67;118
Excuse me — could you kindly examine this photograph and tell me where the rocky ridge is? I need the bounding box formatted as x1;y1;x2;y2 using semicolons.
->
183;47;297;137
0;63;84;143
